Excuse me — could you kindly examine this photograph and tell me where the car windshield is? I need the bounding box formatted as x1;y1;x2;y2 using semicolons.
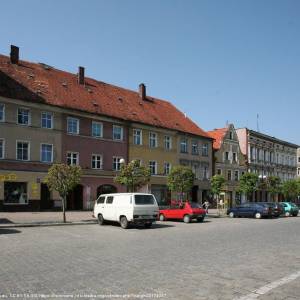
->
190;202;201;208
135;195;155;205
291;203;298;208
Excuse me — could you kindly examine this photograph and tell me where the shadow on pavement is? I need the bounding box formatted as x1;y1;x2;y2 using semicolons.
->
0;228;21;234
0;218;14;224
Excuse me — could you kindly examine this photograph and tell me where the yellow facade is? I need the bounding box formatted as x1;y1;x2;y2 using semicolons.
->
128;123;178;176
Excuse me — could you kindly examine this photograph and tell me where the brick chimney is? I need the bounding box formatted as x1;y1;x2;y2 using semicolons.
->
78;66;85;85
139;83;146;100
10;45;19;64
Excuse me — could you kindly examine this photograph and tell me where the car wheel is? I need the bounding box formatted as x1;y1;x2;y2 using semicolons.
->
159;214;165;221
144;222;152;228
255;212;262;219
183;215;191;223
120;216;129;229
285;212;290;217
197;216;204;222
229;212;235;218
97;214;104;225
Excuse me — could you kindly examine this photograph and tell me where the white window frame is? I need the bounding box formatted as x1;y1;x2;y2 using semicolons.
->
0;103;5;122
227;170;232;181
180;138;188;153
40;143;53;163
41;111;53;129
202;143;209;156
234;170;239;181
192;140;199;155
149;160;157;175
113;125;123;141
91;154;103;169
149;132;158;148
133;129;142;145
16;140;30;161
67;152;79;166
0;138;5;159
17;107;31;126
164;162;171;176
164;135;172;150
67;117;80;135
92;121;103;138
113;156;123;171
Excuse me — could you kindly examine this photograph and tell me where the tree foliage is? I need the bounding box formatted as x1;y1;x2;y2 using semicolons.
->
281;179;299;201
238;172;259;200
114;160;151;192
44;164;82;222
266;176;281;199
167;165;195;200
210;175;225;197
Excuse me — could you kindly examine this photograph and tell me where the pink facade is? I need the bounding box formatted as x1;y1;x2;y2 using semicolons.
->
62;114;128;209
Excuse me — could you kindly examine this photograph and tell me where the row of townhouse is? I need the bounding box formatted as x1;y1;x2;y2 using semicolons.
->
208;124;298;206
0;46;213;211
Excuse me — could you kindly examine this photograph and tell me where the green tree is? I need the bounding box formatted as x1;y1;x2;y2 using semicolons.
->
114;160;151;192
238;172;259;201
267;176;281;201
167;165;195;201
281;179;299;201
44;164;82;223
210;174;225;201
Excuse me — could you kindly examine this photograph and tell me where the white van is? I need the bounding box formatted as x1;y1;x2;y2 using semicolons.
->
93;193;159;229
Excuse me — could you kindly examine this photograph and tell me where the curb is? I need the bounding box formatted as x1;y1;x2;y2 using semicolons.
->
0;221;97;229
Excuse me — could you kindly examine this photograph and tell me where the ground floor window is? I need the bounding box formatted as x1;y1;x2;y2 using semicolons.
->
4;182;28;204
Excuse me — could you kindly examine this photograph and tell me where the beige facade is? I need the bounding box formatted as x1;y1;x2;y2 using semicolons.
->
0;96;63;210
236;128;298;202
211;124;247;207
177;133;213;203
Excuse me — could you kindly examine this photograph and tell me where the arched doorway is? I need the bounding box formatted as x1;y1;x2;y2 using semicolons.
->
67;184;83;210
97;184;117;198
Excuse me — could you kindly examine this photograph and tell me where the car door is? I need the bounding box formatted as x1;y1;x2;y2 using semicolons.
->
103;196;115;221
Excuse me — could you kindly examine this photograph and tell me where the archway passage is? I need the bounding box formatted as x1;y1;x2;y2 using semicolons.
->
97;185;117;198
40;183;52;210
67;184;83;210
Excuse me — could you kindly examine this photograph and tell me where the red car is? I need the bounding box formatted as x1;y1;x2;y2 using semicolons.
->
159;201;206;223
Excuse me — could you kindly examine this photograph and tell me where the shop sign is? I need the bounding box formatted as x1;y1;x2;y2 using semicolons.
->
0;173;17;182
31;183;39;197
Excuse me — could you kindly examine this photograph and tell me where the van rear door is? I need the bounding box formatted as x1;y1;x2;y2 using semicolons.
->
133;194;159;219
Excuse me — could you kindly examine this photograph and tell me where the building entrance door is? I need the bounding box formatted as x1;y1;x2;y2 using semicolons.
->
40;183;52;210
67;184;83;210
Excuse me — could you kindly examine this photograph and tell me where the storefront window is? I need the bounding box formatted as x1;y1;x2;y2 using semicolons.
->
4;182;28;204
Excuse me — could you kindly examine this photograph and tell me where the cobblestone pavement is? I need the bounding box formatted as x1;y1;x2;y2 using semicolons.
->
0;216;299;300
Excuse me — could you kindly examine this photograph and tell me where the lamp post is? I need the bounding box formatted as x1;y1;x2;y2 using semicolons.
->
258;174;267;201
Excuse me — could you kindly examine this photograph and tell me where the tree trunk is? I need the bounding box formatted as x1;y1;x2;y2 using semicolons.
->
62;196;66;223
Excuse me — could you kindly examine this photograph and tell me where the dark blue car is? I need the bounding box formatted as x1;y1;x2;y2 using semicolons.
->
227;203;273;219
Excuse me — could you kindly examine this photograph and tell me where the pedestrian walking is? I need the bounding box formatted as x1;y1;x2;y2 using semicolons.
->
203;200;210;213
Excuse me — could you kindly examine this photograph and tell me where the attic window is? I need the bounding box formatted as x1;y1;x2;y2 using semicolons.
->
62;82;68;87
139;102;143;106
28;73;35;79
92;101;99;107
118;97;123;102
87;88;93;93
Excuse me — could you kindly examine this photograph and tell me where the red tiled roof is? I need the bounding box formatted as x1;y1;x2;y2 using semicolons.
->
207;128;228;149
0;54;211;138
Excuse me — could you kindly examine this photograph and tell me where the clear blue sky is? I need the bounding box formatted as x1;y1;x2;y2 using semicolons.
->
1;0;299;144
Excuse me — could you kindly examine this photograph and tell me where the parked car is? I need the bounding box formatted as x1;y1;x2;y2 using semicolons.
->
159;201;206;223
93;193;159;229
260;202;283;217
227;203;273;219
279;202;299;217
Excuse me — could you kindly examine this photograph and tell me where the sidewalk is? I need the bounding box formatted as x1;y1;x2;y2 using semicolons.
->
0;209;227;228
0;211;97;228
